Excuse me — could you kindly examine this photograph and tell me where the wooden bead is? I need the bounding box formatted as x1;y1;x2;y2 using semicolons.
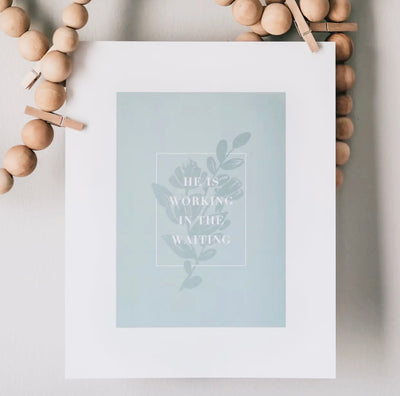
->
336;117;354;140
215;0;234;5
328;0;351;22
299;0;330;22
327;33;353;62
336;64;355;92
232;0;263;26
4;145;37;177
62;3;89;30
41;50;72;83
22;119;54;151
261;3;292;36
336;167;344;189
0;0;12;13
18;30;49;61
35;80;66;112
0;6;30;37
266;0;284;3
236;32;262;41
336;94;353;116
53;26;79;53
336;141;350;165
0;168;13;194
74;0;91;4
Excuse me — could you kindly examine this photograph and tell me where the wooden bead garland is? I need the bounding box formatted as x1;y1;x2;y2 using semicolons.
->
0;0;357;194
0;0;90;194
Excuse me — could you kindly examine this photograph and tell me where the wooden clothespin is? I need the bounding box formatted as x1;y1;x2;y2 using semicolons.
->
25;106;85;131
21;46;56;90
285;0;319;53
310;22;358;33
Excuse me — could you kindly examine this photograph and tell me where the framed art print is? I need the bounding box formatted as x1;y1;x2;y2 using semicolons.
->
66;42;336;378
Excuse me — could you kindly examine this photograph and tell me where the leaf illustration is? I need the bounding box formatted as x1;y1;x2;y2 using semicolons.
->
229;189;244;201
169;175;182;189
216;178;242;197
221;158;244;170
152;183;173;207
232;132;251;149
207;157;217;174
181;276;202;289
219;219;231;231
216;140;228;163
216;174;230;186
184;260;192;275
162;235;195;259
199;249;217;261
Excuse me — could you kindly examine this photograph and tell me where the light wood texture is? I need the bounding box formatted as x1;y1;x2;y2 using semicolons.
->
53;26;79;53
0;0;12;13
232;0;263;26
336;141;350;165
40;50;72;83
262;3;292;36
309;21;357;32
251;12;269;35
336;116;354;140
327;32;353;62
236;31;262;41
299;0;330;22
18;30;50;61
0;6;30;37
25;106;85;131
336;94;353;116
62;3;88;30
328;0;351;22
0;168;13;194
285;0;319;52
336;167;344;189
336;64;355;92
21;119;54;151
215;0;234;5
34;80;66;112
4;145;37;177
74;0;91;4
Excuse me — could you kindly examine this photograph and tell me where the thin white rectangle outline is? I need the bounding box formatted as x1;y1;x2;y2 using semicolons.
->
155;152;247;268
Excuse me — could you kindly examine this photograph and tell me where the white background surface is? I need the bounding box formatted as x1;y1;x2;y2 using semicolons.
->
0;0;398;394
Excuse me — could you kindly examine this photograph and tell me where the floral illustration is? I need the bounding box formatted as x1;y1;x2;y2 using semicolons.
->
152;132;251;290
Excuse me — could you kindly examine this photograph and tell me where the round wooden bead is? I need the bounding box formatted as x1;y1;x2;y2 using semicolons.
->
299;0;330;22
261;3;292;36
4;145;37;177
62;3;89;30
0;0;12;13
21;119;54;151
53;26;79;53
41;50;72;83
232;0;263;26
215;0;234;5
0;168;13;194
336;167;344;189
327;33;353;62
336;141;350;165
336;117;354;140
328;0;351;22
236;32;262;41
336;94;353;116
18;30;49;61
0;6;30;37
35;80;66;112
74;0;91;4
336;64;355;92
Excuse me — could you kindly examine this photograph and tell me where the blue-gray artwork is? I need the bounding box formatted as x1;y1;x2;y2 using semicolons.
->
117;92;286;327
